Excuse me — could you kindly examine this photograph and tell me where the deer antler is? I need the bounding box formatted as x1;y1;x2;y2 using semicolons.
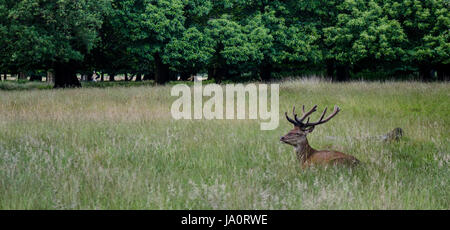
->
285;111;297;126
295;105;318;123
285;105;340;130
303;106;340;127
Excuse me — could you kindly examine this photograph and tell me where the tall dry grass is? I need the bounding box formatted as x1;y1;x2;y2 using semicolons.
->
0;79;448;209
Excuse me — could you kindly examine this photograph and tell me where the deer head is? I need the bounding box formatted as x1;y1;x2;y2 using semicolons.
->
280;105;340;147
280;104;360;168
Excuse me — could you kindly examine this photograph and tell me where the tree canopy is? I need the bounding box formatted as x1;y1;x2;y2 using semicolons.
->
0;0;448;87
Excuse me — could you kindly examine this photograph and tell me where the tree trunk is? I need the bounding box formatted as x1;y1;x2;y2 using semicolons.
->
436;64;449;81
2;73;6;81
335;65;350;82
215;66;229;83
419;66;434;82
143;72;155;81
209;63;228;83
47;71;54;83
179;72;190;81
214;67;222;83
54;62;81;88
259;62;272;81
101;73;104;81
18;72;27;80
208;67;216;82
154;53;170;84
169;71;178;81
109;74;115;82
326;60;335;78
437;68;445;81
135;74;142;82
29;74;42;81
124;73;129;81
129;74;136;81
87;73;93;81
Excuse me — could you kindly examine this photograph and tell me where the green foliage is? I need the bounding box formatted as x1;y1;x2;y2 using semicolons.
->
324;0;407;65
206;16;259;66
116;0;185;64
164;26;214;73
0;0;449;83
2;0;110;71
385;0;450;65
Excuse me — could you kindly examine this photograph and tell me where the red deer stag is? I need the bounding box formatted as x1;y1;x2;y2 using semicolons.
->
280;105;359;168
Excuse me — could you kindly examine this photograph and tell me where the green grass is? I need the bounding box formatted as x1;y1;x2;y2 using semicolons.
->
0;80;158;90
82;80;156;88
0;80;53;90
0;79;448;209
0;79;207;90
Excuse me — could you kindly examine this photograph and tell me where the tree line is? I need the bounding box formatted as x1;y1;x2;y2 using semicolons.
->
0;0;449;88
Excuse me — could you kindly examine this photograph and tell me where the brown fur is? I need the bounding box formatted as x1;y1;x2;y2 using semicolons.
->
281;126;359;168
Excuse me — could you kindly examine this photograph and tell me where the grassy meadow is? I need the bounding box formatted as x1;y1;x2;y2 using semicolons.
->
0;79;448;209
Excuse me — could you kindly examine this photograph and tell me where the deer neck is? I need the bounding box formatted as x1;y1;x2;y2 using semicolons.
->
294;138;316;164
